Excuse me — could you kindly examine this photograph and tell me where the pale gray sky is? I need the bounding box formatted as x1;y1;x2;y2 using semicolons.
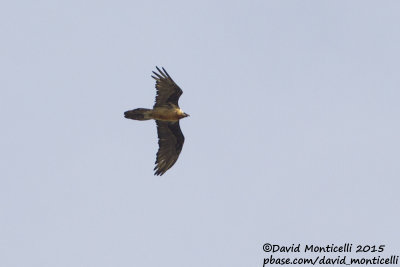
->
1;1;399;266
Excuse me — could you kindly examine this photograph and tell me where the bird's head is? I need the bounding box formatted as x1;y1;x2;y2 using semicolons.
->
177;108;190;119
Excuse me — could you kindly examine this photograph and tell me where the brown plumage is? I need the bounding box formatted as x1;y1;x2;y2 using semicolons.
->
124;67;189;176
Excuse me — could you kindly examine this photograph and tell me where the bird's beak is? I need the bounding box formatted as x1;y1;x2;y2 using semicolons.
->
184;113;190;117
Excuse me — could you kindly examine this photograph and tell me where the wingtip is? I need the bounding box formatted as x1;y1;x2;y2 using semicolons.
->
154;169;165;176
162;67;171;78
154;66;170;79
153;165;162;176
152;71;162;79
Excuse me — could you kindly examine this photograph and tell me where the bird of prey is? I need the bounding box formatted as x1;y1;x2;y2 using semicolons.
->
124;67;189;176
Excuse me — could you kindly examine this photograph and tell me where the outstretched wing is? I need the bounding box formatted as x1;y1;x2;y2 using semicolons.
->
154;120;185;176
152;67;183;108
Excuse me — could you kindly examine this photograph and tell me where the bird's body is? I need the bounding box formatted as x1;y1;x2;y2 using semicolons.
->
124;67;189;176
124;104;185;121
151;104;187;121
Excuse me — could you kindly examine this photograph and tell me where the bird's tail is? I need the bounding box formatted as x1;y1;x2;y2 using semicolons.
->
124;108;153;121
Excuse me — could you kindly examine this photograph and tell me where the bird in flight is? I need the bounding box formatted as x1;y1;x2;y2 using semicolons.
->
124;67;189;176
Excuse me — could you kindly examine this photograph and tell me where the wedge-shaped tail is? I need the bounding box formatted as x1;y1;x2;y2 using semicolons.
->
124;108;152;121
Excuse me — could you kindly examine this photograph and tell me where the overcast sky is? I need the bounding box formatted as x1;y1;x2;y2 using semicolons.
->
1;1;399;266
